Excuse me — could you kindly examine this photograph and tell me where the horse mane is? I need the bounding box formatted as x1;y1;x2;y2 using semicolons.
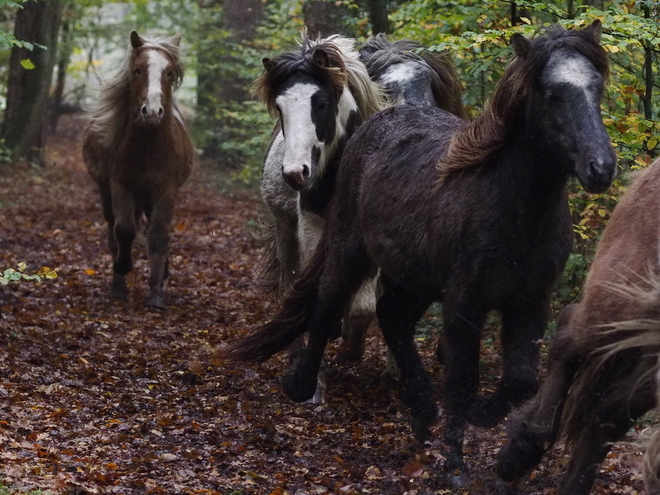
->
437;24;609;183
360;33;465;118
255;31;388;121
86;35;185;150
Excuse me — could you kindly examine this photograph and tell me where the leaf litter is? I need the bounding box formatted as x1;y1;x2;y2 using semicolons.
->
0;115;649;494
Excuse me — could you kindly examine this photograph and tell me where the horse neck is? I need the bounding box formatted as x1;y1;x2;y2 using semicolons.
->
318;86;362;176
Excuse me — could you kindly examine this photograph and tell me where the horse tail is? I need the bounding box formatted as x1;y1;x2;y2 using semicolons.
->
561;317;660;453
221;242;326;363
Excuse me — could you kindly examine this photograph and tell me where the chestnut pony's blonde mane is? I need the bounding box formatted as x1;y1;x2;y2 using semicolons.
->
87;35;185;150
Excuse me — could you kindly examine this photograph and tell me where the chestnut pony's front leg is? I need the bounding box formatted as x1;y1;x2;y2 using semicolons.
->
145;195;175;309
110;182;136;301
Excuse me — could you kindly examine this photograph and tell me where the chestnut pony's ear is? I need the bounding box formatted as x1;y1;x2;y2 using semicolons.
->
170;34;182;47
510;33;532;59
583;19;602;43
130;31;145;49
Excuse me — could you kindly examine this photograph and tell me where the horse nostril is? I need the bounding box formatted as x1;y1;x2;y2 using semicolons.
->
141;105;148;115
158;107;164;117
302;164;311;180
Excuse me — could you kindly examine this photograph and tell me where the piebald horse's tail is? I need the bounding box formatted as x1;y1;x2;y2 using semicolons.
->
221;243;325;363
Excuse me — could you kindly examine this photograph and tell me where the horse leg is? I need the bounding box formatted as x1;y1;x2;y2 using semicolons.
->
497;305;581;481
145;196;175;309
442;298;488;471
283;230;373;403
273;211;300;297
337;275;378;363
469;297;549;427
376;279;434;440
109;183;136;301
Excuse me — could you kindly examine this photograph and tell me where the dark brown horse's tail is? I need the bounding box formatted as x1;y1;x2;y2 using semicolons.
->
221;243;325;363
561;318;660;453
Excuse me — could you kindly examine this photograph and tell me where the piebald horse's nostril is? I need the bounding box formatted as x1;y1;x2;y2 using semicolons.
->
302;164;311;180
141;105;148;115
158;107;164;117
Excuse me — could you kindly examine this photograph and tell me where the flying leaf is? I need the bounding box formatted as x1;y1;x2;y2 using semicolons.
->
20;58;35;70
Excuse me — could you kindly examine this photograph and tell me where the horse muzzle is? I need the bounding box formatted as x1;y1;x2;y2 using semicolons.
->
283;164;312;191
140;104;164;126
577;147;618;194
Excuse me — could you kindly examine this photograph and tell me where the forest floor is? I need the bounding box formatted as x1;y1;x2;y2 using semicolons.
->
0;114;651;494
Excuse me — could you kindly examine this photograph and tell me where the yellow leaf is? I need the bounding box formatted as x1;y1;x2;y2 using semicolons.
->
520;17;531;25
606;45;620;53
648;138;658;150
84;268;96;276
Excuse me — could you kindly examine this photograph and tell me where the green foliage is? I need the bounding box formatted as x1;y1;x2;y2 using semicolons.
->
0;262;58;286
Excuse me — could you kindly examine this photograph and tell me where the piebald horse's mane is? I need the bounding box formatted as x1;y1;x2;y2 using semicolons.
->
438;22;609;183
87;35;185;150
360;33;465;118
255;30;388;121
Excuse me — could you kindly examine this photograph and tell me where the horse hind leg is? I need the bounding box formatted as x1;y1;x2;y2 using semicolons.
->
145;197;175;309
337;274;378;363
376;279;435;441
109;185;137;302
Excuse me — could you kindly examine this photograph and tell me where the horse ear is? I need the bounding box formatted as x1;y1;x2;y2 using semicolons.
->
130;31;145;49
510;33;532;59
263;57;276;72
583;19;602;43
312;48;342;69
171;34;182;47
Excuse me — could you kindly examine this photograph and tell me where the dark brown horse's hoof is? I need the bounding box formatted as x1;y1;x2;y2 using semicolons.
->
335;340;365;365
467;397;511;428
109;278;128;302
283;371;317;402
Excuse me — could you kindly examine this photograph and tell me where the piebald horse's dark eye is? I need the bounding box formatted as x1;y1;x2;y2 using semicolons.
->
317;101;328;111
167;70;173;78
134;68;141;76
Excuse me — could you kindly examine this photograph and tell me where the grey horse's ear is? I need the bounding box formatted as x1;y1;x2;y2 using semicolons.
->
171;34;182;47
130;31;145;49
511;33;532;58
583;19;602;43
263;57;276;72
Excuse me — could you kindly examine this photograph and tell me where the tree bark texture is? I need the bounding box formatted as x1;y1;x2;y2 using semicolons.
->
2;0;63;164
303;1;356;38
367;0;389;34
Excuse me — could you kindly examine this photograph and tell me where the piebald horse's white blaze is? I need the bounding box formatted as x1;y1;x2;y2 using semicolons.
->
277;82;359;190
277;84;324;186
141;49;170;125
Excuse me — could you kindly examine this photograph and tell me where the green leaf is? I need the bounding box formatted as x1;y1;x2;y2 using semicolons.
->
20;58;35;70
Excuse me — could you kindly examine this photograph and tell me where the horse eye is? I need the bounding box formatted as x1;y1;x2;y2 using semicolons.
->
134;68;141;76
167;70;173;78
317;101;328;111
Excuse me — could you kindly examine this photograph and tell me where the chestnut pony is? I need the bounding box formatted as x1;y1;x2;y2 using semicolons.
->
83;31;193;309
497;157;660;495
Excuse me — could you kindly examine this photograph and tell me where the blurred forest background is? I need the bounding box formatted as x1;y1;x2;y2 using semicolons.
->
0;0;658;307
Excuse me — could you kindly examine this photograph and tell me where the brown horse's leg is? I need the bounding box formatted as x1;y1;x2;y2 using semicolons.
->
376;279;434;440
442;297;488;471
109;183;137;301
497;307;580;481
337;276;377;363
470;297;550;427
145;197;175;309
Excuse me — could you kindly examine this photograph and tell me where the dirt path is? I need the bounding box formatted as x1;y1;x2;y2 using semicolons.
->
0;115;647;494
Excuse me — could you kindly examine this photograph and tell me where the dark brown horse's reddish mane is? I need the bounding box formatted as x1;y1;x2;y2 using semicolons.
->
439;22;609;183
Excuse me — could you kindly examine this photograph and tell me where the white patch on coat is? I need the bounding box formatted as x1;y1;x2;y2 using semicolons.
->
379;61;419;86
276;83;324;179
548;54;598;104
145;50;169;112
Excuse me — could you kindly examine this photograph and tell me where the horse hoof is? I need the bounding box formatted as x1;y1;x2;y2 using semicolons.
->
109;289;128;302
335;341;365;365
496;426;547;481
146;293;166;310
443;452;467;474
283;373;318;402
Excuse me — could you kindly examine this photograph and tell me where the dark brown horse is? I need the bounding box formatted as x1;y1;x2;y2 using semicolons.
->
83;31;193;309
223;21;616;477
497;157;660;494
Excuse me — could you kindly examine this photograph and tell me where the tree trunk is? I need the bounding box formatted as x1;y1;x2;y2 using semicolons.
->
196;0;263;161
2;0;63;165
367;0;389;35
303;1;356;38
